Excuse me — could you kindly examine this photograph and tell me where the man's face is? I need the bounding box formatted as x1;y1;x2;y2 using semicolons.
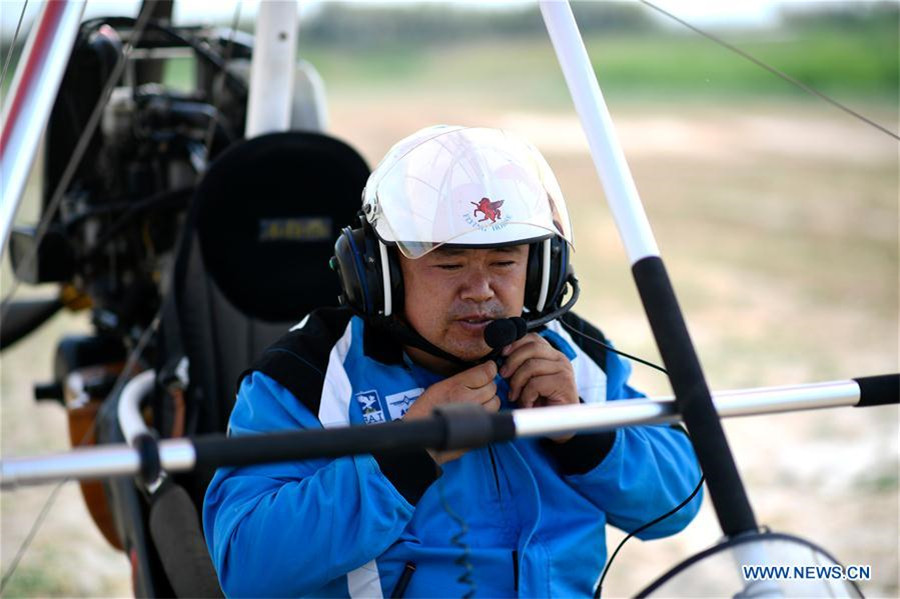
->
399;245;529;365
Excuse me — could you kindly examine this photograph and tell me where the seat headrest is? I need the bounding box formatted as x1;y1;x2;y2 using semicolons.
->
186;131;370;322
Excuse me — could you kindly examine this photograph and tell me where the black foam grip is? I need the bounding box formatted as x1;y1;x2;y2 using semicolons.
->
149;483;224;597
191;412;516;471
854;374;899;407
193;422;444;470
632;256;757;537
435;403;493;450
0;298;63;350
492;411;517;441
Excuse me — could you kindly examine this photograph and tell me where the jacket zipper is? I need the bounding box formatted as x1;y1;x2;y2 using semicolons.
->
487;446;501;496
489;447;519;590
512;549;519;591
390;562;416;598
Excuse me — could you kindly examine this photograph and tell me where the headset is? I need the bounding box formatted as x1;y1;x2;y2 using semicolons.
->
330;212;573;320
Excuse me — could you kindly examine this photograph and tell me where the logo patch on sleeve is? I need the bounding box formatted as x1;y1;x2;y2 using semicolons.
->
384;388;424;421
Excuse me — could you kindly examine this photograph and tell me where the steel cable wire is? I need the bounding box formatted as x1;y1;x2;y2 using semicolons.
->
0;308;161;594
0;3;155;319
0;0;29;91
639;0;899;141
201;1;243;161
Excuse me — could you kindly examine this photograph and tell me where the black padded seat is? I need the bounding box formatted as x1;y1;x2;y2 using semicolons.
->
169;131;369;438
142;131;369;598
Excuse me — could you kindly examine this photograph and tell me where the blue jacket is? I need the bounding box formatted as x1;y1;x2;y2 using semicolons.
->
203;308;702;597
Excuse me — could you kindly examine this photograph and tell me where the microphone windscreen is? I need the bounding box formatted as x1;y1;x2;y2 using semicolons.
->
484;318;526;349
511;316;527;338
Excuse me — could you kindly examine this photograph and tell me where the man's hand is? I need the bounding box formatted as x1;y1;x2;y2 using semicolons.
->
499;333;578;443
403;361;500;464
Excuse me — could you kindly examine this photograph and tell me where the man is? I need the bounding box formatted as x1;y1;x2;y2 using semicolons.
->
203;126;702;597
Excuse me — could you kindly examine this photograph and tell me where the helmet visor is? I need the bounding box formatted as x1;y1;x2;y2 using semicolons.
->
364;128;573;259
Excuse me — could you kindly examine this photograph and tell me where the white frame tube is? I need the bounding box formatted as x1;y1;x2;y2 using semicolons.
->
539;0;659;264
0;0;86;255
117;370;155;444
1;439;196;488
0;380;866;489
244;0;298;137
513;379;861;437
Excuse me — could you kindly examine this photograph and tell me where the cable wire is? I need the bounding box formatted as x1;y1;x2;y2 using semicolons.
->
555;315;702;599
437;477;476;599
0;479;63;595
0;4;155;320
0;309;161;594
202;1;243;161
0;0;29;91
558;318;668;375
593;474;706;599
639;0;899;141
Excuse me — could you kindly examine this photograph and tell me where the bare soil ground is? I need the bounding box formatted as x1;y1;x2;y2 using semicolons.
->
1;99;897;597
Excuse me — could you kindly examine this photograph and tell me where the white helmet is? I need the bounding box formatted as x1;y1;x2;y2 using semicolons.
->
362;125;574;259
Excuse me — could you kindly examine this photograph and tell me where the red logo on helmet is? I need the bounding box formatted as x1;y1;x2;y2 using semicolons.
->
471;197;504;223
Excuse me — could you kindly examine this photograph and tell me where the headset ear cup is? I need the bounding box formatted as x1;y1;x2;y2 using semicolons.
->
524;242;543;311
545;238;571;311
385;246;404;315
361;225;387;316
333;221;405;318
332;227;368;313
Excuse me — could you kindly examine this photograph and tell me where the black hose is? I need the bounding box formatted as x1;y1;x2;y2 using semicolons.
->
0;298;63;351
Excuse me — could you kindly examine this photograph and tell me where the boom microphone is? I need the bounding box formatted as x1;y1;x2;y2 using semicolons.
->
484;317;526;350
482;275;581;352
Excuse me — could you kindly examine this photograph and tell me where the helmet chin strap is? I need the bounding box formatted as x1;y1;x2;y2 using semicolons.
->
372;275;581;369
372;316;472;367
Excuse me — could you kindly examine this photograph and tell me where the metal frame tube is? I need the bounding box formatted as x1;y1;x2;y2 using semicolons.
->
513;380;862;437
1;439;196;489
540;0;759;538
538;0;658;264
117;369;155;444
2;445;141;487
0;0;86;255
244;0;297;137
0;380;868;489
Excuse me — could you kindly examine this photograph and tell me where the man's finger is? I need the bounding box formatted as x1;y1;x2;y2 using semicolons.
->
500;332;543;357
508;358;563;402
453;380;497;405
518;374;564;409
463;360;498;389
500;339;559;379
481;394;501;414
472;381;498;403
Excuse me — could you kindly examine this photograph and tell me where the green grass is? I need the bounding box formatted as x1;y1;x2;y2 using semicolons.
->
5;23;895;109
1;565;71;597
1;14;897;598
586;30;898;98
295;27;898;106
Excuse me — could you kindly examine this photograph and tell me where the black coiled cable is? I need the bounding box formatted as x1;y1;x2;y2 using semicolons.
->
437;477;476;598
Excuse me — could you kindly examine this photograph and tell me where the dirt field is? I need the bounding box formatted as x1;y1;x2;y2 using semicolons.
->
1;95;897;597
